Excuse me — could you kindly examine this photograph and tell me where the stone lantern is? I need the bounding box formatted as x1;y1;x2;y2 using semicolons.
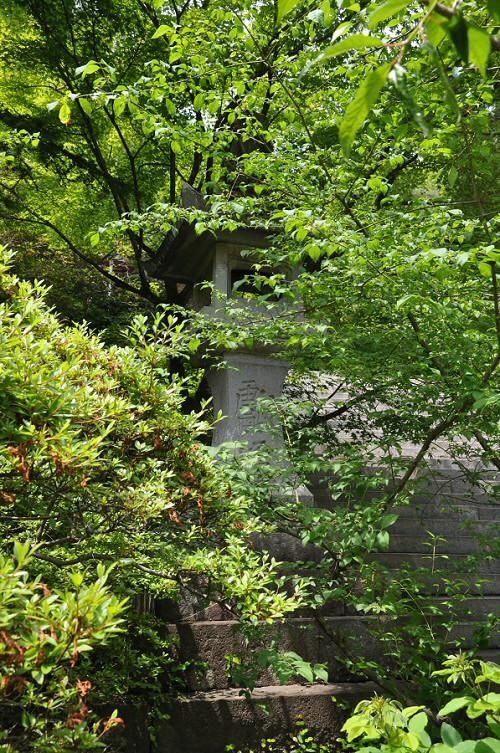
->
145;219;292;451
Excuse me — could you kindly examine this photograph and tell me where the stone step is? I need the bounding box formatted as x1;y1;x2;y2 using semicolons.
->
369;552;500;574
157;555;500;624
307;469;497;510
156;681;377;753
391;520;497;537
253;530;498;561
166;611;500;691
392;503;500;521
388;534;494;555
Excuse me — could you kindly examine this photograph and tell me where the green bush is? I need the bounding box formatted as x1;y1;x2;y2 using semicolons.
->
0;245;308;717
227;656;500;753
341;654;500;752
0;542;125;752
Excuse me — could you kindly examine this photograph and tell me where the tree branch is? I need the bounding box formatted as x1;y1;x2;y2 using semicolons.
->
0;209;159;303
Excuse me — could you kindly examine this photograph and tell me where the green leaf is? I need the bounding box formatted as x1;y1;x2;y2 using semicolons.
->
479;261;493;278
475;692;500;710
441;722;462;747
426;43;460;119
70;572;84;588
307;244;322;261
380;513;398;529
468;26;491;77
455;743;478;753
13;541;31;565
152;24;171;38
448;166;458;188
79;98;93;116
368;0;412;29
165;98;177;116
113;98;126;117
389;64;431;137
408;712;428;734
58;102;72;126
315;665;329;682
476;661;500;685
438;696;473;716
376;530;390;550
487;0;500;22
445;14;469;63
426;14;447;47
295;660;315;683
339;62;392;154
75;60;100;78
315;34;385;64
487;716;500;737
476;740;500;753
419;730;432;748
193;93;205;110
277;0;301;24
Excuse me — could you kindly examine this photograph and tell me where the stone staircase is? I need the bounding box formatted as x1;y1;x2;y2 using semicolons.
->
153;467;499;753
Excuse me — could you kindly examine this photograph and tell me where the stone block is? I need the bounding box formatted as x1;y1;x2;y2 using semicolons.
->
156;682;377;753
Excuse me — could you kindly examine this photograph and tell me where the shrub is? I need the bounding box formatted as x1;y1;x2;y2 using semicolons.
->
0;542;125;752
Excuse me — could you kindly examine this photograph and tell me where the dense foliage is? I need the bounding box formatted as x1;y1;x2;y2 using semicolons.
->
0;245;309;739
0;542;125;752
229;656;500;752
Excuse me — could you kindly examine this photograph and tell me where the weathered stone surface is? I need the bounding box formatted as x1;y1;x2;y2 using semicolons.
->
390;519;494;537
156;682;377;753
165;611;499;692
165;617;371;691
388;534;488;555
392;503;500;521
369;552;500;573
206;353;289;448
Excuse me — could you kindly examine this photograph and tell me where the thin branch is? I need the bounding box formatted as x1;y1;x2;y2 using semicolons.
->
473;430;500;472
1;210;158;303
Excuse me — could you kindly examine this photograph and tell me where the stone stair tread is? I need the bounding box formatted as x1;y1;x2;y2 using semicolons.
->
370;552;500;567
170;602;500;627
181;681;377;703
166;615;498;692
157;681;376;752
392;504;500;520
392;519;496;530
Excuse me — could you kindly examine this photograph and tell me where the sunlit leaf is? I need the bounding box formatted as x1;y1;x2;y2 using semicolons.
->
468;25;491;76
438;696;472;716
339;62;392;154
58;102;72;126
152;24;171;38
277;0;301;24
75;60;100;78
314;34;385;66
368;0;413;29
